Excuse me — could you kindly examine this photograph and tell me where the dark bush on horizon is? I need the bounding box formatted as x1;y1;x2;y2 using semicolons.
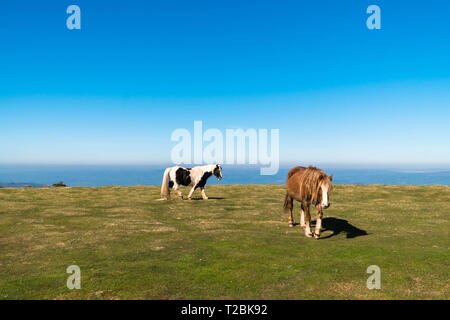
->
52;181;67;187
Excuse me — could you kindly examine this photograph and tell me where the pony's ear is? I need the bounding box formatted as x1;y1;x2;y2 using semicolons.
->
329;174;333;181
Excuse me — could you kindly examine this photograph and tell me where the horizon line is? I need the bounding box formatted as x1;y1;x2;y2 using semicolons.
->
1;162;450;170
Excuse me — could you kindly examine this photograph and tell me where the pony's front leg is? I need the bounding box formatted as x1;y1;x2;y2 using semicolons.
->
200;187;208;200
314;206;323;239
173;184;183;199
187;186;196;200
304;204;313;238
300;204;306;229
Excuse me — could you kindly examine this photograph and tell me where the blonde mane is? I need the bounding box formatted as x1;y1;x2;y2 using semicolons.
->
294;166;332;205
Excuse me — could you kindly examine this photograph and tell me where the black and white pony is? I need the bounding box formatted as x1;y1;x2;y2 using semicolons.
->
161;164;223;200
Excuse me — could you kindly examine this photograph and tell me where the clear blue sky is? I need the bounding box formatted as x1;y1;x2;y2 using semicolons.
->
1;0;449;167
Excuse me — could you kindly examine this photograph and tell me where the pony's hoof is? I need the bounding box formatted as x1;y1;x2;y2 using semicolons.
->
288;223;294;228
305;232;313;238
314;233;320;239
203;197;208;200
187;197;192;200
300;225;306;230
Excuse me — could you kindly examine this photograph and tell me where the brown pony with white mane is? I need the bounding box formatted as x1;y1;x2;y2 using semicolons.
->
284;166;333;239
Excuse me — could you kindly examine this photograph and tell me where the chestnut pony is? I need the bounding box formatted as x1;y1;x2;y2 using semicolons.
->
284;166;333;239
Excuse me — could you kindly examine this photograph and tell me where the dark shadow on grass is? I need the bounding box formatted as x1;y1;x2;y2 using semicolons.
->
187;197;225;201
312;217;368;239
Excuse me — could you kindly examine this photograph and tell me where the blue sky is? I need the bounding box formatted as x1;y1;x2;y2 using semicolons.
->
1;0;449;167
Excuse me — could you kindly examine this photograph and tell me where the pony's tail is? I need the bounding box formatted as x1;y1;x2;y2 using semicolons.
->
161;167;171;199
283;192;291;212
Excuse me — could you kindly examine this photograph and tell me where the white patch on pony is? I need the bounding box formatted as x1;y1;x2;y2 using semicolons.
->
300;209;306;228
315;218;322;234
321;185;329;207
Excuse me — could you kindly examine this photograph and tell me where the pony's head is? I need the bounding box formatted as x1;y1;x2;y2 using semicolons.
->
213;164;223;180
318;173;333;209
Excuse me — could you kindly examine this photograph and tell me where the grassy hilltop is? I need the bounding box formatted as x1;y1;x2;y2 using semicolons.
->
0;184;448;299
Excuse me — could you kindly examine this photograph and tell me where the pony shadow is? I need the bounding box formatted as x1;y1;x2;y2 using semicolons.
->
312;217;368;239
187;197;225;201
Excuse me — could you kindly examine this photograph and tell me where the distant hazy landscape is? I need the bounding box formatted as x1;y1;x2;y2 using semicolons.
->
0;165;449;187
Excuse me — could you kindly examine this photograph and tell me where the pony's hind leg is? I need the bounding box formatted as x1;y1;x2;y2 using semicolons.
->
285;195;294;227
166;181;173;200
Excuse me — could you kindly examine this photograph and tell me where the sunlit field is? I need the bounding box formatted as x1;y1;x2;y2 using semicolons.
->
0;184;448;299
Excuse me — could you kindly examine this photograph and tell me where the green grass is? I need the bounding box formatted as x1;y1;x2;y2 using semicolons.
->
0;184;448;300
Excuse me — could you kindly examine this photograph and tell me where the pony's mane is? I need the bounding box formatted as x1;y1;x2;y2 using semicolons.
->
299;166;330;205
